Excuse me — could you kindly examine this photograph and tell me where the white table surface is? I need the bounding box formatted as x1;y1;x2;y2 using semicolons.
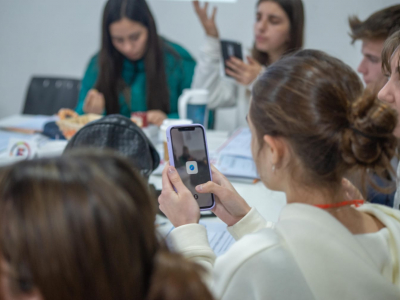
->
0;114;287;223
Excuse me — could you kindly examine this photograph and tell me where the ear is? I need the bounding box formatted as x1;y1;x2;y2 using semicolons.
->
263;135;283;165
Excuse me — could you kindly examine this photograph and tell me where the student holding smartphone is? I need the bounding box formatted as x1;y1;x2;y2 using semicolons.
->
74;0;196;126
191;0;304;128
159;50;400;299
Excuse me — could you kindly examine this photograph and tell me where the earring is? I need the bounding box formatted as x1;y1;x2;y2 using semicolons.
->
272;165;276;173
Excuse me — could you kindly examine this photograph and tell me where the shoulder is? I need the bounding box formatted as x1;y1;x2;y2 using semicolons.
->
358;203;400;218
81;53;101;86
357;203;400;229
82;53;100;78
163;38;195;63
86;53;99;70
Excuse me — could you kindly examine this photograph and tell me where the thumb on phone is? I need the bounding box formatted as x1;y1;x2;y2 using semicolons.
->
196;181;225;198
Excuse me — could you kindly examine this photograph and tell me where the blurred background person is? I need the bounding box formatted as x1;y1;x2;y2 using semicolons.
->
349;4;400;91
378;30;400;210
348;5;400;207
191;0;304;129
75;0;196;126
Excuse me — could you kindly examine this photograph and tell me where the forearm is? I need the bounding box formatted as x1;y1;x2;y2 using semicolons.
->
168;224;216;286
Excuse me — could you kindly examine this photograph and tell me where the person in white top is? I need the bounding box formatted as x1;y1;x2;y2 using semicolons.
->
158;49;400;299
191;0;304;129
378;30;400;210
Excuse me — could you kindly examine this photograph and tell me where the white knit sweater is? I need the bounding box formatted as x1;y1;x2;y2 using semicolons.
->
169;204;400;299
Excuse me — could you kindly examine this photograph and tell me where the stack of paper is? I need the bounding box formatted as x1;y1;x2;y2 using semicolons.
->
214;128;259;179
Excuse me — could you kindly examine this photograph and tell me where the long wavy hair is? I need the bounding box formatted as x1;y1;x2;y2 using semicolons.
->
95;0;170;115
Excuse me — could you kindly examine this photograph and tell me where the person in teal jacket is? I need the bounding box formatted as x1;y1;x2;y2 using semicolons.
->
76;0;196;126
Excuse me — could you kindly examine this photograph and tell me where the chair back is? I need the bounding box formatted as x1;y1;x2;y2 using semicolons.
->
23;77;80;115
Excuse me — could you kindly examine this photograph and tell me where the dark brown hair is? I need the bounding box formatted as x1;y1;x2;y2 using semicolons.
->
250;49;397;190
382;30;400;76
95;0;171;114
252;0;304;65
0;150;212;300
349;4;400;43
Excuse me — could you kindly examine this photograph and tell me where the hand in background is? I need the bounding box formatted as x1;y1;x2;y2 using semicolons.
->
226;56;262;86
58;108;78;119
196;165;251;226
83;89;105;114
147;110;167;126
193;1;219;38
158;163;200;227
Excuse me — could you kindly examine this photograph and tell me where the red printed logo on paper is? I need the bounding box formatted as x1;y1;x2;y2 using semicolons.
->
9;142;31;159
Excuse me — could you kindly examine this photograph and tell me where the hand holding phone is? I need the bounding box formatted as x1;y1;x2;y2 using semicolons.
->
158;124;252;227
195;165;251;226
221;40;243;78
220;40;262;85
158;159;251;227
166;124;215;210
158;164;201;228
225;56;263;85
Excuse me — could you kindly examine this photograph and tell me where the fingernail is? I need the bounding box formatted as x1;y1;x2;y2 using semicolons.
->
168;167;175;174
196;185;203;191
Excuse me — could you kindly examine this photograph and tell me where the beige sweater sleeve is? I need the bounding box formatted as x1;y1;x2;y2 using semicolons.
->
168;208;273;286
227;207;274;240
191;36;238;109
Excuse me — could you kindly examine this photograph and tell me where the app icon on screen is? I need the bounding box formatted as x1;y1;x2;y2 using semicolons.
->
186;161;198;174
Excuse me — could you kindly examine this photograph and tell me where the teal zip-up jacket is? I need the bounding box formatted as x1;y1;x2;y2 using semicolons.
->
75;39;196;119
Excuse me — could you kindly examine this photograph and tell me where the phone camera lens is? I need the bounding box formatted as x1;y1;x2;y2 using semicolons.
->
194;194;198;200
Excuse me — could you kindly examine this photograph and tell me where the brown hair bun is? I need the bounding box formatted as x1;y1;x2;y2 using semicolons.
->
341;93;397;170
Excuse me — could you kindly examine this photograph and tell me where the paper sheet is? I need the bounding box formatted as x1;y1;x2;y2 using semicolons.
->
201;221;235;256
7;115;59;132
215;154;259;179
213;128;259;179
0;131;42;153
217;128;252;159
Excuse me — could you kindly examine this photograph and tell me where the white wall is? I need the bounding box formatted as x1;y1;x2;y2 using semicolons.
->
0;0;398;119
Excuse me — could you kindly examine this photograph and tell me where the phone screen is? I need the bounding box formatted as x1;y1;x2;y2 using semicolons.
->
170;126;214;209
220;39;243;77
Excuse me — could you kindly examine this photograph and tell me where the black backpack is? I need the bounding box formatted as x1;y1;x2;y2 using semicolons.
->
64;114;160;179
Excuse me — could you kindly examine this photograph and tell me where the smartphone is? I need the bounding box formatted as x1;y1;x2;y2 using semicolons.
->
166;124;215;210
220;39;243;78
